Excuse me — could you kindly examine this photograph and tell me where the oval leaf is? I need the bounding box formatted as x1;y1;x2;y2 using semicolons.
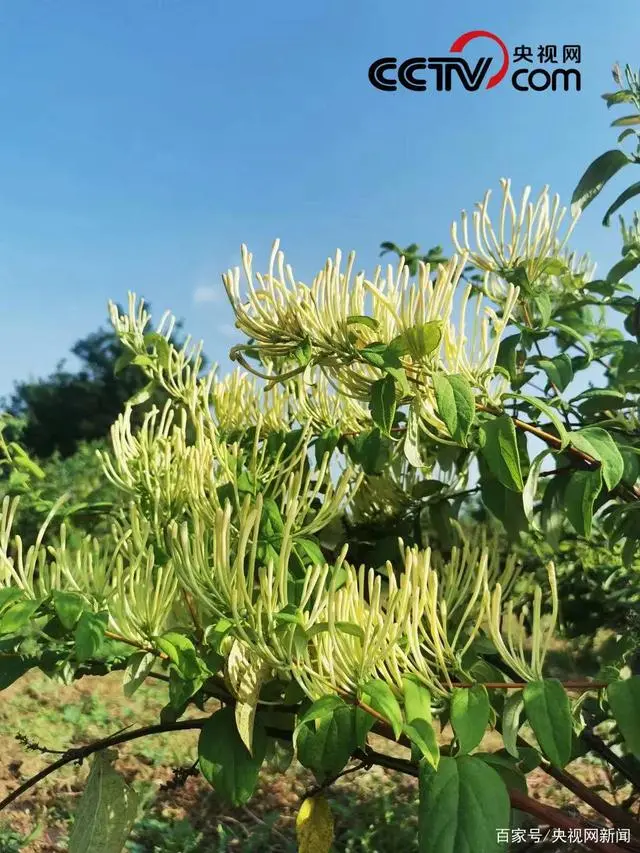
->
565;468;603;537
433;374;475;445
198;706;266;805
607;677;640;759
418;755;510;853
479;415;524;492
571;149;632;214
522;679;572;768
68;750;139;853
296;795;334;853
369;375;397;436
362;678;403;740
570;428;624;490
451;685;490;754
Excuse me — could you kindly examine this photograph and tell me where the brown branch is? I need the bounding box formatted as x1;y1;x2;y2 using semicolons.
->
580;725;640;791
514;733;640;840
0;719;206;812
542;760;640;839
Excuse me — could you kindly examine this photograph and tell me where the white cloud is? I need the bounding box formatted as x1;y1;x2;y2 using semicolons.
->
193;285;221;304
192;255;239;305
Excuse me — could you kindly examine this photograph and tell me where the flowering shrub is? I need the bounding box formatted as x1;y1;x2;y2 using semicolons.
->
1;65;640;853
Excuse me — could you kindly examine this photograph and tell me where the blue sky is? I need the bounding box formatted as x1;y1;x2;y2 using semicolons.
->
1;1;639;399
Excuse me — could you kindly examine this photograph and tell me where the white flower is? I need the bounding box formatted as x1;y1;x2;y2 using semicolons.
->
451;179;580;287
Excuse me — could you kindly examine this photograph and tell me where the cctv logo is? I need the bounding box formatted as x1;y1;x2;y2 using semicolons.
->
368;30;581;94
369;30;510;92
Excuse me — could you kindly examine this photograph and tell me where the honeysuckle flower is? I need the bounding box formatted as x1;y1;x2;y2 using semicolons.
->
451;179;580;289
211;368;292;434
0;222;568;716
483;561;558;681
292;368;371;435
224;242;519;421
565;249;597;283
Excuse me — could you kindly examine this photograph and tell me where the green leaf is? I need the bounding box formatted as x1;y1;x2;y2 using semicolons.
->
607;677;640;759
74;611;109;662
537;355;573;392
573;389;627;415
346;315;379;331
602;89;635;107
522;450;550;523
433;374;475;445
611;114;640;127
533;292;552;328
296;704;357;778
295;538;325;568
113;348;135;376
499;745;540;774
501;691;524;758
68;750;139;853
128;381;156;407
506;393;569;450
495;334;521;381
7;444;45;479
0;599;39;636
607;251;640;284
350;427;392;476
0;588;25;614
354;706;376;748
0;654;35;691
122;652;156;698
565;469;603;537
52;591;85;631
570;428;624;490
478;415;523;492
144;332;171;369
361;342;400;369
404;719;440;769
315;426;341;467
450;685;490;754
156;632;202;680
522;679;572;768
403;676;432;724
475;752;528;795
548;322;594;364
602;181;640;226
418;755;510;853
392;321;442;360
412;479;446;499
479;472;528;539
369;375;397;436
571;150;632;215
619;127;637;143
198;706;266;805
292;338;313;367
361;678;403;739
296;696;346;731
